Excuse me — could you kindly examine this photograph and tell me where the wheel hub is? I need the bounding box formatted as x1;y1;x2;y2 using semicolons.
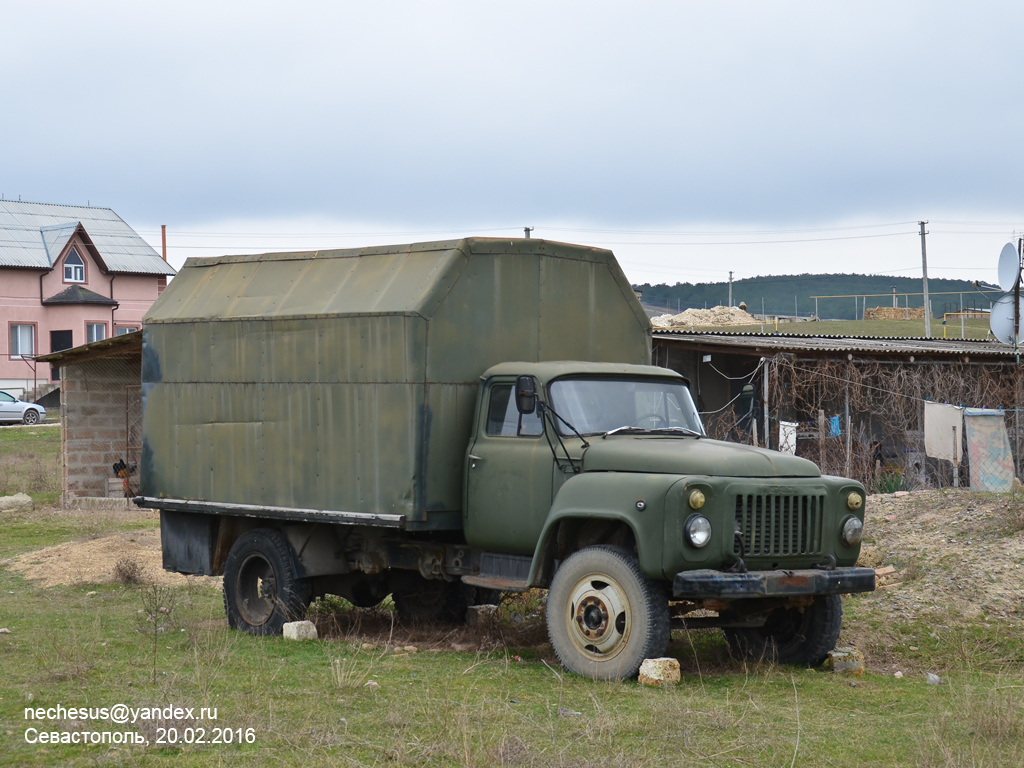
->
237;554;277;625
577;597;609;637
566;576;630;658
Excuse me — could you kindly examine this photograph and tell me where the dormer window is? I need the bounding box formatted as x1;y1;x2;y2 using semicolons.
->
64;248;85;283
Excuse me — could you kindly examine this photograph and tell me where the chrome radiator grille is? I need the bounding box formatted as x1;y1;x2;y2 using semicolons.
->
733;493;825;557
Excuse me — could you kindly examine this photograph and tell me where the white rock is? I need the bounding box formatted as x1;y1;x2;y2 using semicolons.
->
0;493;33;513
282;620;318;641
926;672;943;685
638;657;681;687
894;671;903;679
825;647;865;675
364;680;380;689
0;628;10;634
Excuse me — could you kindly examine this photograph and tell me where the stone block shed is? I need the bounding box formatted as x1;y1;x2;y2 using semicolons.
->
36;332;142;504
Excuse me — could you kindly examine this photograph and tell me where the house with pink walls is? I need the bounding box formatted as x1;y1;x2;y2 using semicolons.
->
0;200;175;399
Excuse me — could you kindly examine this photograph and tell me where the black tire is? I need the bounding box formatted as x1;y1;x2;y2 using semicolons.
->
223;528;311;635
546;545;670;681
23;409;40;425
724;594;842;667
391;573;477;623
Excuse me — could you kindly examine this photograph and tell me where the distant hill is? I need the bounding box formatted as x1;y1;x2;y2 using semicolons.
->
634;274;989;321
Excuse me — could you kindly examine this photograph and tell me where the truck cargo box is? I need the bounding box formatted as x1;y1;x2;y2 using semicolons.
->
141;237;651;529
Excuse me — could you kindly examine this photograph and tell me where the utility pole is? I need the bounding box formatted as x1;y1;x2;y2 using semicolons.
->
920;221;931;337
728;271;733;307
891;285;897;308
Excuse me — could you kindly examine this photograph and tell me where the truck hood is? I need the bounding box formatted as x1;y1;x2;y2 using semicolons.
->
581;436;821;478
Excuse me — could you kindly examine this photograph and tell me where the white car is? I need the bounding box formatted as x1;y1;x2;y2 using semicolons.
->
0;391;46;425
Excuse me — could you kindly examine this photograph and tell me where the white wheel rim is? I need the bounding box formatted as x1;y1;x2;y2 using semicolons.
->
564;572;631;659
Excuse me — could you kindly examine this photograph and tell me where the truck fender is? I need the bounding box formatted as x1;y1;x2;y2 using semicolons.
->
527;472;683;587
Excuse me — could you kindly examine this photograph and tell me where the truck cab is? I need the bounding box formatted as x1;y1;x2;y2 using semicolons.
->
461;362;873;680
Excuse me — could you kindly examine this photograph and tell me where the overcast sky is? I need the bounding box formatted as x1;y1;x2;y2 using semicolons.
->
3;2;1023;286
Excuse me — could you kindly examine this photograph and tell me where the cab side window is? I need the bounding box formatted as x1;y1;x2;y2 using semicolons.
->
485;383;543;437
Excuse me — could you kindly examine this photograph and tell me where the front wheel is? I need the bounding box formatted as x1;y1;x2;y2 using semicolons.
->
23;409;40;425
546;546;670;681
223;528;311;635
724;594;842;667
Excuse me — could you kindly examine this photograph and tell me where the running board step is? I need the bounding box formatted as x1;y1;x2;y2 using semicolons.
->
462;552;532;593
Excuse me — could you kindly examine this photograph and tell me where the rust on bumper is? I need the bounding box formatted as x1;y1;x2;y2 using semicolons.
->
673;567;876;599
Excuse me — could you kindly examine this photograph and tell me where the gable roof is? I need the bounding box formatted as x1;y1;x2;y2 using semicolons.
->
0;200;175;276
42;284;119;306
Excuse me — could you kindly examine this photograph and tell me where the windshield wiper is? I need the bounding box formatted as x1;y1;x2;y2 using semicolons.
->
602;426;649;437
602;425;703;438
648;426;703;437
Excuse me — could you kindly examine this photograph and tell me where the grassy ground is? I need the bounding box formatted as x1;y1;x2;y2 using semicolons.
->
0;423;61;505
2;434;1023;766
672;317;993;339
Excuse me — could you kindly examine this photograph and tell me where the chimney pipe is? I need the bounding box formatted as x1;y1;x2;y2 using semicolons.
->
161;225;167;261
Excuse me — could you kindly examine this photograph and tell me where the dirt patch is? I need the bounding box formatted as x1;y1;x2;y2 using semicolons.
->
651;305;756;327
8;528;220;589
857;490;1024;623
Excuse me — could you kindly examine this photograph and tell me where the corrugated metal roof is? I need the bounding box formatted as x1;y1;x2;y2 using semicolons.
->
35;330;141;364
653;330;1017;358
0;200;175;275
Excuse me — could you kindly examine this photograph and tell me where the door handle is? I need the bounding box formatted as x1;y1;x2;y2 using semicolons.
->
468;454;483;468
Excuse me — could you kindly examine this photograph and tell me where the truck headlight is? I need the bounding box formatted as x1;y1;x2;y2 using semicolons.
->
685;515;712;548
847;492;864;510
842;516;864;546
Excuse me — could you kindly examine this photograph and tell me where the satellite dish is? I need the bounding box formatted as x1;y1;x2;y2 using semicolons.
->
989;293;1024;345
997;242;1019;292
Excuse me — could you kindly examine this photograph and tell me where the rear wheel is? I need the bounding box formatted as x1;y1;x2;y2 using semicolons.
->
724;594;842;667
223;528;310;635
546;545;670;681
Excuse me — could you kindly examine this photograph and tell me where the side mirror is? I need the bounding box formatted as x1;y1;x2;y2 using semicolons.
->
515;375;537;415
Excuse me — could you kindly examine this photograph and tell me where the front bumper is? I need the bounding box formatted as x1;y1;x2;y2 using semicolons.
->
673;566;876;600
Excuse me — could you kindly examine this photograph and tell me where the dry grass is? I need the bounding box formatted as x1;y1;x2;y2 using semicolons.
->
0;451;60;499
113;554;145;584
998;497;1024;533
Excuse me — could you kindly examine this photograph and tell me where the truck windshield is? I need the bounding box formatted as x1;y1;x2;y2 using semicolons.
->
548;377;705;437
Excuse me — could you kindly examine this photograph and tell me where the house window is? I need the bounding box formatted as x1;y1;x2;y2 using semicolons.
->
10;324;35;359
64;248;85;283
114;326;138;336
87;323;106;343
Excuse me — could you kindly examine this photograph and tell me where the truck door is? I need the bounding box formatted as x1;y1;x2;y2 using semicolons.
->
464;378;553;555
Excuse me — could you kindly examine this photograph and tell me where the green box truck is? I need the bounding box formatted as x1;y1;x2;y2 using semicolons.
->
136;237;873;680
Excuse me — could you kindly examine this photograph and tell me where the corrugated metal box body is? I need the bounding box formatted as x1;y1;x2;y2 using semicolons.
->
141;238;650;525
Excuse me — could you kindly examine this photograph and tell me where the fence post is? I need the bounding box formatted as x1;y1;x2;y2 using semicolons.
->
952;425;960;488
845;383;852;477
762;357;769;450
